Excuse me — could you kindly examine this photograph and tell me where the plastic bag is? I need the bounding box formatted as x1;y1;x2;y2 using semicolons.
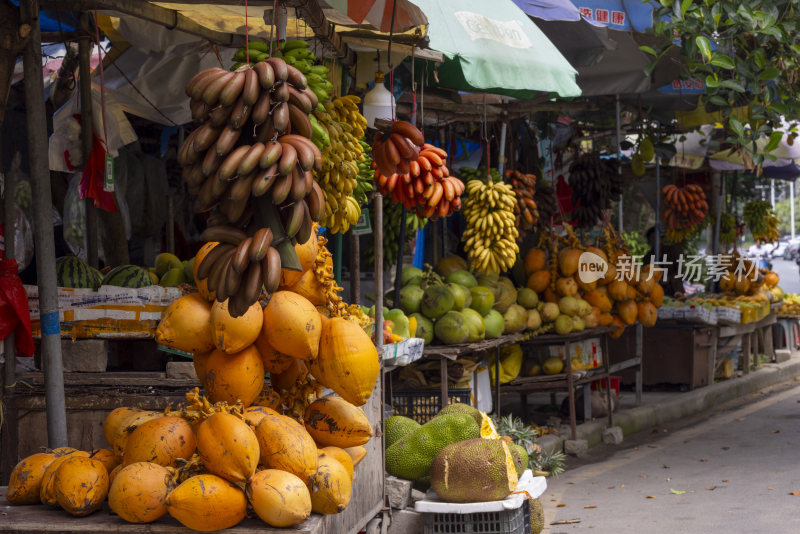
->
0;259;34;357
489;344;523;385
63;173;105;262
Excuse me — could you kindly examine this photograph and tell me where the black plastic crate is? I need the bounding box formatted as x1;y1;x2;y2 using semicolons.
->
391;389;472;423
422;504;528;534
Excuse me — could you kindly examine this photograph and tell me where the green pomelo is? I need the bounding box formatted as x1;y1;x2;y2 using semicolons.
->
483;309;505;339
435;255;469;278
469;286;495;316
159;267;186;287
421;285;455;320
447;283;471;311
558;296;580;317
398;285;425;315
541;302;560;322
517;287;539;309
434;311;469;345
445;270;477;288
503;304;527;334
154;253;182;278
401;266;423;287
410;313;434;344
554;314;573;335
460;307;485;342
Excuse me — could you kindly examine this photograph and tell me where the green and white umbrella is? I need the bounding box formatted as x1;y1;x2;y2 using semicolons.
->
410;0;581;98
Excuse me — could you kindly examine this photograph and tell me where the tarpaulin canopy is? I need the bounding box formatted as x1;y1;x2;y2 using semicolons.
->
515;0;681;96
409;0;581;98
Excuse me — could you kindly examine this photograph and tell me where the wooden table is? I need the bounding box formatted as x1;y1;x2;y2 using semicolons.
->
507;328;614;440
716;312;776;374
0;487;323;533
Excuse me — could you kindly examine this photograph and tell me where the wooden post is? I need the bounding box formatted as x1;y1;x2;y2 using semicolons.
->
0;158;17;483
21;0;68;447
78;14;98;269
565;340;576;440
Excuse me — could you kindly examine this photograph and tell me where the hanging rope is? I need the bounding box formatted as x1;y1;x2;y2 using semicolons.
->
387;0;397;121
244;0;250;65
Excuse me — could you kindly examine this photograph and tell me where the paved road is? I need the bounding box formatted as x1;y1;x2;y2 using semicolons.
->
543;381;800;533
772;258;800;294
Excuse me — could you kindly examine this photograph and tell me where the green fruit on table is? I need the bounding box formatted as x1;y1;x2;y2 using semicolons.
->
385;416;421;449
154;253;182;278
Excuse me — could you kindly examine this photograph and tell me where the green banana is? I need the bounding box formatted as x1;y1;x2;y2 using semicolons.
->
281;39;309;52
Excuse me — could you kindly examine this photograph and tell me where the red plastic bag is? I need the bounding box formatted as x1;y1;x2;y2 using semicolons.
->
79;133;118;212
0;259;34;357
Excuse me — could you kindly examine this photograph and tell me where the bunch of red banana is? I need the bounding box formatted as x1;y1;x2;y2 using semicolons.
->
374;144;464;219
662;183;708;229
371;121;425;177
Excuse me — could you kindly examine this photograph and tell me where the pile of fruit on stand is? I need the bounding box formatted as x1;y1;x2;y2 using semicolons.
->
777;293;800;317
8;227;381;530
55;252;198;290
383;404;554;534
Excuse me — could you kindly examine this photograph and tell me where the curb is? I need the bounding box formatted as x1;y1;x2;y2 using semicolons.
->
535;356;800;455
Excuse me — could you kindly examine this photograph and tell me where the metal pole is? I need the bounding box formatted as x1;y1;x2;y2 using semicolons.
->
497;122;508;175
78;16;98;269
713;176;724;256
771;179;775;209
789;180;794;239
333;232;343;286
616;95;623;234
21;0;68;448
655;152;661;260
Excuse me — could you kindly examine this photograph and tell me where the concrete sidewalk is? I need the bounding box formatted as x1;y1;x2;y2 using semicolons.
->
531;353;800;455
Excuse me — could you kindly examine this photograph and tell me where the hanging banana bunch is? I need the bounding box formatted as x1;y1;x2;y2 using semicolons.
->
312;96;369;234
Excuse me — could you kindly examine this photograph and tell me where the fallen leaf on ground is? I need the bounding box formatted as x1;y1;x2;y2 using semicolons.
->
584;505;597;509
640;474;648;478
722;480;729;483
721;446;730;451
557;503;566;508
735;417;745;421
772;430;781;434
620;484;625;488
666;477;671;482
769;488;775;491
790;492;800;496
646;495;656;499
647;445;658;449
699;459;708;462
706;486;718;491
670;489;686;495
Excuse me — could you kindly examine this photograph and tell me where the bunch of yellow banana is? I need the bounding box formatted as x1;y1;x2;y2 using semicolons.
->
461;180;519;274
311;96;368;233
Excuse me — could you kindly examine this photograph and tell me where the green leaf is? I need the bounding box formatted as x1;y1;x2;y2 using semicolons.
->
695;36;712;61
639;45;658;57
704;75;719;88
765;131;784;153
708;95;728;107
720;79;746;92
659;0;674;6
711;54;735;69
752;49;766;70
729;116;745;139
760;26;783;38
759;67;781;80
680;0;692;16
670;489;687;495
643;59;659;77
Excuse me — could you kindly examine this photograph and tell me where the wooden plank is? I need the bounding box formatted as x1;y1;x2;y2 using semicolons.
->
0;488;322;533
16;372;199;388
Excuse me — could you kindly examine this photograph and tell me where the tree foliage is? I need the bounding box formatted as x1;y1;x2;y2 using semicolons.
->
649;1;800;164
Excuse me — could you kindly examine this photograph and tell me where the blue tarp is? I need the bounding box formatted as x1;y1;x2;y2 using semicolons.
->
9;1;79;34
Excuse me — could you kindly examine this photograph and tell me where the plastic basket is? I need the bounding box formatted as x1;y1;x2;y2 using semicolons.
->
423;504;527;534
391;389;472;423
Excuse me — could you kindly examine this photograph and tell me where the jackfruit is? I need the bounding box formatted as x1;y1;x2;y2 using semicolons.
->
509;443;528;477
430;438;518;503
385;416;421;448
530;497;544;534
384;414;480;481
435;402;482;426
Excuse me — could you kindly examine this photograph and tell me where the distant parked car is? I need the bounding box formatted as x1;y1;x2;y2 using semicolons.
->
786;238;800;260
774;241;788;258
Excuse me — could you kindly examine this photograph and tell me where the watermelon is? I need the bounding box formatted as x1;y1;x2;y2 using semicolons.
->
56;256;102;290
101;265;154;288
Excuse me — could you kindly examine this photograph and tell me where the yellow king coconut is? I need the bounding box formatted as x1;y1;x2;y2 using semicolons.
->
53;456;109;516
108;462;171;523
6;452;55;504
196;413;259;483
155;293;215;354
166;474;247;532
246;470;312;527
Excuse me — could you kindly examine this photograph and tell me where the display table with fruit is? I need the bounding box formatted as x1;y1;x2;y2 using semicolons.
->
503;327;615;440
0;485;324;534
